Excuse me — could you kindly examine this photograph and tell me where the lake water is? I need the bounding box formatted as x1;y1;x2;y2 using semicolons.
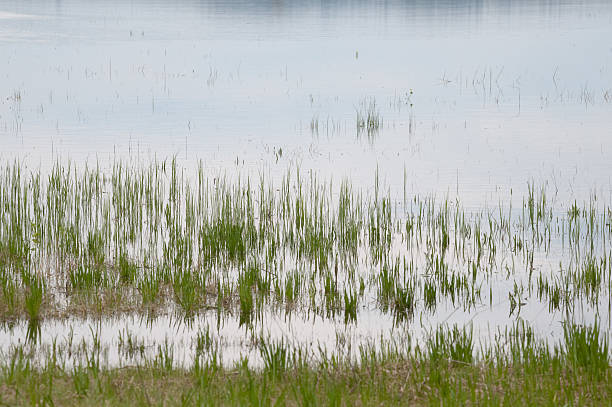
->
1;0;612;367
2;0;612;204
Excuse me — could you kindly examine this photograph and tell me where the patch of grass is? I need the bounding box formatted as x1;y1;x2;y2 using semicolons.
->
0;158;611;407
173;271;199;317
356;97;381;139
24;276;44;322
0;342;611;406
0;159;610;325
424;324;474;365
259;338;290;379
562;321;609;376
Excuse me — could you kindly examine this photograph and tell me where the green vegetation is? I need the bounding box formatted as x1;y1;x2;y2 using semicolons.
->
356;97;381;139
0;158;611;404
0;160;609;321
0;323;610;405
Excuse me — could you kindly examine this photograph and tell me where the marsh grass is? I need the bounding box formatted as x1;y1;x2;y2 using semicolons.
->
424;325;474;365
0;158;609;324
356;97;381;140
562;322;609;376
24;276;44;322
259;338;291;379
1;329;611;406
172;271;199;317
138;273;160;305
0;158;611;404
392;285;415;322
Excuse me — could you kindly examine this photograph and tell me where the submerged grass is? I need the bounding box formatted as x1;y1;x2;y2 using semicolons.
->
0;158;611;404
0;158;611;323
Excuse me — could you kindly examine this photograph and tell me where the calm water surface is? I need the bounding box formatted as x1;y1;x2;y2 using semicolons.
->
1;0;612;366
1;0;611;202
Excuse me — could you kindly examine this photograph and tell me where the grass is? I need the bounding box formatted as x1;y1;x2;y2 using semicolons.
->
0;324;610;406
0;158;611;404
356;97;381;140
0;158;609;323
562;321;609;376
1;165;610;313
423;324;474;364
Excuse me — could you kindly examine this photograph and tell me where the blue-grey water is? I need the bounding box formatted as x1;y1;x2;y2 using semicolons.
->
1;0;612;366
1;0;611;205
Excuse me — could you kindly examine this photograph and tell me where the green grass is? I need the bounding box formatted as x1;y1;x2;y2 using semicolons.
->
0;159;609;322
356;97;381;140
562;321;609;376
0;329;610;406
0;158;611;404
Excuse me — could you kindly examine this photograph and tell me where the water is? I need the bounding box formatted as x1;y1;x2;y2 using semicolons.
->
2;1;612;201
1;0;612;367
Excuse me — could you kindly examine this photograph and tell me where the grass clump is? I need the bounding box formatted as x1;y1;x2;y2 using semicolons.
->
24;275;44;321
259;338;291;379
356;97;381;139
562;321;609;376
172;271;200;317
425;325;474;365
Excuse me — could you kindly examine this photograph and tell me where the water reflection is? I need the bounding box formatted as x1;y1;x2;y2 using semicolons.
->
26;318;41;344
0;0;611;367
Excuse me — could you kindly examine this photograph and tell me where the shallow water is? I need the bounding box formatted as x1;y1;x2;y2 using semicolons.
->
1;1;611;200
1;0;612;367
